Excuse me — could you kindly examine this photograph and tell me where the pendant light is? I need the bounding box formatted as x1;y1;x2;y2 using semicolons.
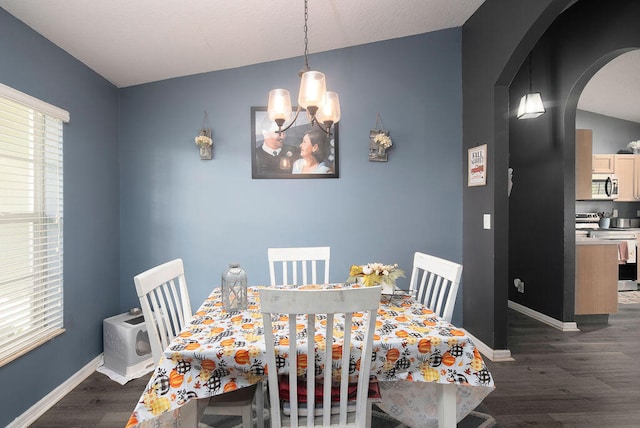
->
267;0;340;135
517;53;546;119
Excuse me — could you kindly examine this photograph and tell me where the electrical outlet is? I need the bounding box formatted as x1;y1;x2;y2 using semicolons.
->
637;210;640;217
613;209;618;217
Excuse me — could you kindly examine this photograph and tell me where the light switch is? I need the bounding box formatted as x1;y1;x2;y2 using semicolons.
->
483;214;491;230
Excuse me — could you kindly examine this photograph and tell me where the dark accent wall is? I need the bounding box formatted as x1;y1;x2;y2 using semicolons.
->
508;0;640;321
0;9;120;427
461;0;570;349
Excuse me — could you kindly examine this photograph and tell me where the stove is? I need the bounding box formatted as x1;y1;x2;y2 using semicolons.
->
578;212;640;291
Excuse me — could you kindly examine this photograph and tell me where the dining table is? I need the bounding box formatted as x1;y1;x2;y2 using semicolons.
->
127;284;494;428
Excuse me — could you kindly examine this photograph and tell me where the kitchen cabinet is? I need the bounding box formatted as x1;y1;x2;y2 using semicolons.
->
575;129;592;200
592;154;615;173
613;154;640;201
575;242;618;315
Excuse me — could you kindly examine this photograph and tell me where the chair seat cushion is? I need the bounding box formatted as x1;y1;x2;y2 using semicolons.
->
278;375;381;403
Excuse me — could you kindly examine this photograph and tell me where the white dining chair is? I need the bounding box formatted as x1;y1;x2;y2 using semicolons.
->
408;252;463;323
268;246;331;286
260;286;381;428
134;258;263;428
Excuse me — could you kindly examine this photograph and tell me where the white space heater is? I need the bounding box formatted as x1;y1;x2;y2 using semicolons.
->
103;312;154;377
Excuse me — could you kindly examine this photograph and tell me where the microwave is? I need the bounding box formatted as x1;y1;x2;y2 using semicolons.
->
592;173;619;200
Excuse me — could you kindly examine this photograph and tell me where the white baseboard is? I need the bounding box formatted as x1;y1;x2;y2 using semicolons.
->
7;354;103;428
462;328;514;362
508;300;580;332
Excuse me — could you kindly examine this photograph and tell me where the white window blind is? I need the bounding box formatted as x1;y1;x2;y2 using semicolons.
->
0;83;69;367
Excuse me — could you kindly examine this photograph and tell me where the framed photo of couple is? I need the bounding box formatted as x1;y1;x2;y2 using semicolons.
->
251;106;339;179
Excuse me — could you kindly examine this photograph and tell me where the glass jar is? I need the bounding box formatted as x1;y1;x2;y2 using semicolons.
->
221;263;248;311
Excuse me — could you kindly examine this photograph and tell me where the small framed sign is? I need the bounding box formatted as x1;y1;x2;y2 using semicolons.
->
468;144;487;187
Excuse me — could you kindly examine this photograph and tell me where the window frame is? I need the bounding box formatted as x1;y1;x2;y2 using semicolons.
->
0;83;69;367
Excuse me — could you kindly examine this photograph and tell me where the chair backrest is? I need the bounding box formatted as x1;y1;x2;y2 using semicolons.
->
260;286;381;428
408;252;463;322
268;246;331;286
133;258;192;365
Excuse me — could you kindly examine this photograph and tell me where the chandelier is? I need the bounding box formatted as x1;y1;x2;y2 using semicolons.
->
266;0;341;135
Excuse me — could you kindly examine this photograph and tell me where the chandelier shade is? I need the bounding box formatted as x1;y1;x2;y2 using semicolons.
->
298;71;326;111
267;89;293;125
316;91;341;125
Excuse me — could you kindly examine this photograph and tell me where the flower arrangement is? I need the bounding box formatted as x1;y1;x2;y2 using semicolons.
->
628;140;640;153
373;133;392;149
347;262;405;287
195;135;213;146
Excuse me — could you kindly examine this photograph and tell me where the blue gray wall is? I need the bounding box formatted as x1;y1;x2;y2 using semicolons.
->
0;8;120;427
576;109;640;154
118;30;464;316
0;6;464;424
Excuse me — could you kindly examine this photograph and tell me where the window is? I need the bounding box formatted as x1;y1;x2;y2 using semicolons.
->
0;83;69;367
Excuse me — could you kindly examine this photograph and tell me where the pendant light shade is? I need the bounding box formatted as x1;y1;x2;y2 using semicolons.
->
517;53;546;120
517;92;545;119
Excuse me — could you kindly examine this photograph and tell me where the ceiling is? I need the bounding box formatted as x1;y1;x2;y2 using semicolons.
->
1;0;638;123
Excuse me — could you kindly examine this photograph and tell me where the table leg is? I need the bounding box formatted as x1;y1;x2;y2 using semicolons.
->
436;383;456;428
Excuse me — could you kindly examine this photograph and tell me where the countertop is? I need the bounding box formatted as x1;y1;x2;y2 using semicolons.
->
576;238;622;246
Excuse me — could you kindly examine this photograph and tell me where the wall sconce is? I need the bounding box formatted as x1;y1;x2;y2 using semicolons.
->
517;53;546;119
369;114;393;162
194;111;213;160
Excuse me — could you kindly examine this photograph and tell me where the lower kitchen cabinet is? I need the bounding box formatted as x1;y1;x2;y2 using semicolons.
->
575;242;618;315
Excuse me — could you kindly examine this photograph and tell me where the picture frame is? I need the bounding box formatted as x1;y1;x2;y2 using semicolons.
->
468;144;487;187
251;106;339;179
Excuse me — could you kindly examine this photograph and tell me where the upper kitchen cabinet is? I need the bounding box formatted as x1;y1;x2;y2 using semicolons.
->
614;154;640;201
592;154;615;173
576;129;593;200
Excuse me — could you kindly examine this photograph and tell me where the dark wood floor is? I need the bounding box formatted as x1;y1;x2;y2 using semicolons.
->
30;298;640;427
483;300;640;427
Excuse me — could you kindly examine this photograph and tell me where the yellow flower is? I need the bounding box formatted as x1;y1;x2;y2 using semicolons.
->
349;265;363;276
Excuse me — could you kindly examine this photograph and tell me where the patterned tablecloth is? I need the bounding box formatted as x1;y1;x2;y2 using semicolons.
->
127;285;494;428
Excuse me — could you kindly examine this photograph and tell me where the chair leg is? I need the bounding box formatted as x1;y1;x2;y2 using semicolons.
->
255;381;264;427
241;403;253;428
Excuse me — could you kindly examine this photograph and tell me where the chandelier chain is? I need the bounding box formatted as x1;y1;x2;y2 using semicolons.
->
301;0;310;75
